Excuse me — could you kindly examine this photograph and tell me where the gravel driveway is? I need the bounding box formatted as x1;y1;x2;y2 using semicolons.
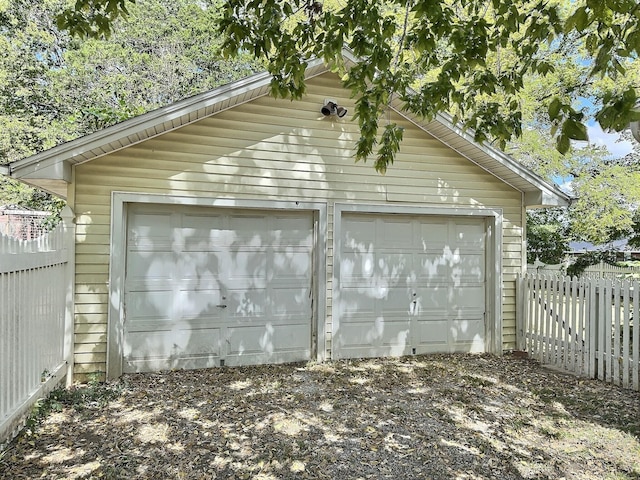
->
1;353;639;479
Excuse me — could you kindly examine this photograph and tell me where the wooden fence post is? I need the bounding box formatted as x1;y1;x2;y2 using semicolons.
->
516;275;525;351
61;206;76;387
633;280;639;391
588;279;598;379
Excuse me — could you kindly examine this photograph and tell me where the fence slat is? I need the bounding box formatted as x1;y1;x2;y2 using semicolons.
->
613;280;621;386
564;276;572;371
633;280;639;391
531;277;542;361
622;281;630;388
578;279;586;376
544;275;553;364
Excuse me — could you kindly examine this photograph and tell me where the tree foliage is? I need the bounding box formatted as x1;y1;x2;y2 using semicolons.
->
221;0;640;171
9;0;640;249
0;0;260;210
526;208;570;264
56;0;640;172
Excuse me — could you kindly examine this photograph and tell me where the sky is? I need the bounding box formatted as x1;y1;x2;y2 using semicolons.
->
555;122;635;194
586;121;635;158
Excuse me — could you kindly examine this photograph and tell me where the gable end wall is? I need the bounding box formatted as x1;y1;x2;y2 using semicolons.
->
70;73;523;379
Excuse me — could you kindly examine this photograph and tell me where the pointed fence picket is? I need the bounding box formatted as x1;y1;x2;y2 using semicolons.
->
0;208;75;447
518;273;639;391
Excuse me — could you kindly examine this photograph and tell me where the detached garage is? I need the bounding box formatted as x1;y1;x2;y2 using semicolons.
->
6;51;570;380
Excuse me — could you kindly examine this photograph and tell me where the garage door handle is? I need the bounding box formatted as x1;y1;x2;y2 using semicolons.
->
217;304;227;308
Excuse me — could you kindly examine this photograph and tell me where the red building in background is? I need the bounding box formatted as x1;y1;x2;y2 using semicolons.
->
0;206;52;240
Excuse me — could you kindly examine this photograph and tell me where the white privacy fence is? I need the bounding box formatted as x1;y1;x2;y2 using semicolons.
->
518;273;639;391
0;207;75;447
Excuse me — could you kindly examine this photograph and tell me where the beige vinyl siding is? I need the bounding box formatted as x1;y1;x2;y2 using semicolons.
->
72;72;523;378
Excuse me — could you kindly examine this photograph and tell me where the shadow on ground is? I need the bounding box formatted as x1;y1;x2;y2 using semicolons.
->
1;354;639;480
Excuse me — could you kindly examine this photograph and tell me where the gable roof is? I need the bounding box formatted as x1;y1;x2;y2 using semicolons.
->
4;50;570;207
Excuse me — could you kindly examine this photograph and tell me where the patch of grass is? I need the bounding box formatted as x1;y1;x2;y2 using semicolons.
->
539;425;564;440
462;373;497;388
531;387;558;403
21;373;121;438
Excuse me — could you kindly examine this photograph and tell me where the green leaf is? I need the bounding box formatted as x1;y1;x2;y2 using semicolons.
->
556;133;571;155
562;119;588;141
548;98;562;120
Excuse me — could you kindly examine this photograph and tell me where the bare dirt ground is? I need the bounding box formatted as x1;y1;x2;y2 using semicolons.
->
1;353;639;480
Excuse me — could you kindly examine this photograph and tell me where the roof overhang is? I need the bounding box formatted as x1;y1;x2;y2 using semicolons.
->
7;49;570;207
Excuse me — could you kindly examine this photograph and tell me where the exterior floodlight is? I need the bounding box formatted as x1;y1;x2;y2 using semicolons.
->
321;99;347;118
321;101;336;116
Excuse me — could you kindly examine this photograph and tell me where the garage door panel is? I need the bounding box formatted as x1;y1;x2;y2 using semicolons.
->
451;253;485;282
343;216;376;246
415;319;449;347
124;326;222;357
450;285;485;311
181;214;225;248
340;253;409;289
229;215;269;245
270;216;314;244
452;222;486;248
180;289;224;320
334;319;410;358
377;287;413;314
124;206;313;372
226;323;310;357
126;252;174;282
270;287;311;316
380;219;413;248
273;250;311;279
126;290;174;322
125;312;222;332
450;318;485;339
127;212;172;247
336;213;486;359
418;287;452;310
418;220;448;246
416;252;449;282
123;327;222;373
337;289;375;321
450;318;485;352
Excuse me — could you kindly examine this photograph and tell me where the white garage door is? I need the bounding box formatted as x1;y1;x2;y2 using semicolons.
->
334;213;486;359
123;204;314;372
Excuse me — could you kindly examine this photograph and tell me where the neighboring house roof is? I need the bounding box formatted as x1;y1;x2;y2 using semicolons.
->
3;50;570;207
569;239;640;252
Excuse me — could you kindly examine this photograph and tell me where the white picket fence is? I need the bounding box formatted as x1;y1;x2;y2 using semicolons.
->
0;207;75;447
518;273;639;391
